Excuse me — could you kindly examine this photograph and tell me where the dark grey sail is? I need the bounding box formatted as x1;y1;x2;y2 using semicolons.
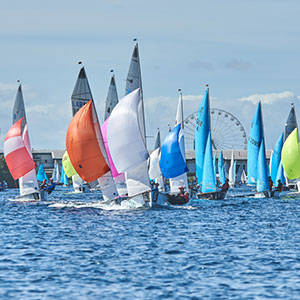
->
71;67;93;116
104;74;118;121
13;84;26;130
284;103;298;140
125;43;146;147
154;129;161;150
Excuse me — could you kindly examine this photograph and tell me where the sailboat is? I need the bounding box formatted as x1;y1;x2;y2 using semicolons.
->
4;118;39;199
66;99;118;201
169;90;189;193
159;124;189;205
247;102;277;197
247;102;264;185
6;84;41;200
101;71;127;196
37;164;48;183
69;65;95;192
195;86;227;200
107;88;152;207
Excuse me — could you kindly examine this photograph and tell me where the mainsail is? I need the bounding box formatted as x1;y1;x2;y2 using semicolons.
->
71;67;93;116
256;139;269;193
270;133;284;183
125;43;146;146
202;132;217;193
284;103;297;141
218;151;226;185
12;85;39;196
247;101;264;185
104;73;119;121
195;88;210;186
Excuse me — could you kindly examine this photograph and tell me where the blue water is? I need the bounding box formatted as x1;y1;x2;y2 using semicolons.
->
1;186;300;299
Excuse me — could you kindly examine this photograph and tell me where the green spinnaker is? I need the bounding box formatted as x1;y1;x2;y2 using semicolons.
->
281;128;300;179
62;151;77;178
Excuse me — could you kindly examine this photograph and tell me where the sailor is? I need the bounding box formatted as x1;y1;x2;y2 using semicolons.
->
178;186;189;203
268;176;273;192
40;179;47;190
152;183;159;192
221;178;229;192
275;179;283;192
45;178;56;195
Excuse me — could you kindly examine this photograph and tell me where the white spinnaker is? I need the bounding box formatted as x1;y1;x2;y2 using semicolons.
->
126;161;151;197
148;148;164;190
107;88;148;173
107;88;150;197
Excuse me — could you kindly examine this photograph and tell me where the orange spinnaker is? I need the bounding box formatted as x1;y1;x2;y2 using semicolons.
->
66;100;110;182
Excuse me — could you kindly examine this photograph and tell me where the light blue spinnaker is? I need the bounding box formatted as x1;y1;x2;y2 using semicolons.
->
195;89;210;185
37;164;48;183
218;151;226;185
270;133;284;183
256;139;269;193
247;102;264;185
202;132;217;193
159;124;188;179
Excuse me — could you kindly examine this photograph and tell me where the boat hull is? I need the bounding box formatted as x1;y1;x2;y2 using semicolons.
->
197;190;227;200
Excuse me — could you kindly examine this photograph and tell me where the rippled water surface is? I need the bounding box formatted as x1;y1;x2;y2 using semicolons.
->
1;185;300;299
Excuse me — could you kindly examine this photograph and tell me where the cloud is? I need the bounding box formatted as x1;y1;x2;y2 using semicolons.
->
187;61;215;71
238;91;298;105
224;59;253;71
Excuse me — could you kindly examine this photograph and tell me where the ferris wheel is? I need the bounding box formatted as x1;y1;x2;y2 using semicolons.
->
183;108;248;150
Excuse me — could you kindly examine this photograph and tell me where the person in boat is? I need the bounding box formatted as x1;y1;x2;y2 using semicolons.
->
268;176;273;192
45;178;56;195
152;183;159;192
221;178;229;192
3;180;7;189
178;186;189;203
40;179;47;190
275;179;283;192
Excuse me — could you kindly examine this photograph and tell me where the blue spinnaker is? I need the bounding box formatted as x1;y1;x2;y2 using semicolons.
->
247;102;264;185
159;124;188;178
270;133;284;183
256;139;269;192
195;90;210;185
202;132;217;193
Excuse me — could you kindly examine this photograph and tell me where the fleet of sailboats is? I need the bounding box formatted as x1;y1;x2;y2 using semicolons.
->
3;42;299;205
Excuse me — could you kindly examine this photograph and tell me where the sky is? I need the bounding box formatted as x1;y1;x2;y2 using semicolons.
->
0;0;299;150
